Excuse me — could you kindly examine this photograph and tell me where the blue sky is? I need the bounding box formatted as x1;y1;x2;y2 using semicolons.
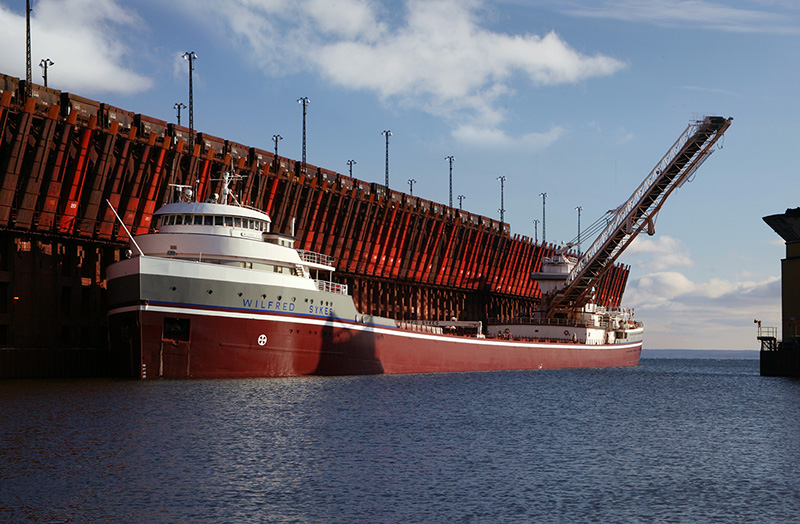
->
1;0;797;350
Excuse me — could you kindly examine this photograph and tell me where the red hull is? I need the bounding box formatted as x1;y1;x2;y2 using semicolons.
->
108;305;641;379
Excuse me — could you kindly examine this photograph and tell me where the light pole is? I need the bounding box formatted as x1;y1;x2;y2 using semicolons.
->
173;102;186;126
297;97;310;166
382;130;392;188
182;51;197;143
347;159;356;177
39;58;54;87
408;178;416;195
539;192;547;244
497;176;507;223
533;219;539;243
576;206;582;252
272;134;282;157
26;0;32;96
457;194;465;210
445;155;455;207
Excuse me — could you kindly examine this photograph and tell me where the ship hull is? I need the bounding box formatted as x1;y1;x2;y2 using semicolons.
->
108;303;641;379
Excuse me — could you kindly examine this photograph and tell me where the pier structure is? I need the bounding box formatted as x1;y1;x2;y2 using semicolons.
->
0;73;629;376
759;208;800;377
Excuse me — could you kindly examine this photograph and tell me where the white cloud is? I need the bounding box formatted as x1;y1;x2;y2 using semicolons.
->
559;0;800;34
452;124;565;150
616;132;635;145
619;233;782;348
627;271;779;306
624;270;781;349
192;0;626;143
677;85;739;97
626;235;693;270
0;0;152;94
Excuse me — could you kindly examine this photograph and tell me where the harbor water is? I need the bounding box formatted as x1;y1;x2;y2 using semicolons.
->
1;357;799;523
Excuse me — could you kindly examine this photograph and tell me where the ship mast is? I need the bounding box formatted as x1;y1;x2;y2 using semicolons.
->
536;116;733;318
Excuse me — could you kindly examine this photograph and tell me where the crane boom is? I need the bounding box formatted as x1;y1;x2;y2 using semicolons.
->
545;115;732;316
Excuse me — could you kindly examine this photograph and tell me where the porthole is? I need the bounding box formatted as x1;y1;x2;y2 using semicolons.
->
238;292;243;297
170;286;177;291
207;289;213;294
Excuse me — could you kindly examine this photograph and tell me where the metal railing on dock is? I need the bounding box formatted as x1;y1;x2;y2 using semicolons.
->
757;326;779;351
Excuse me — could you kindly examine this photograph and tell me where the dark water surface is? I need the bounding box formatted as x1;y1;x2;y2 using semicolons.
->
2;359;799;523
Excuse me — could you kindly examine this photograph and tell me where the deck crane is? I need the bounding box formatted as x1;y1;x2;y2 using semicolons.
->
534;116;733;319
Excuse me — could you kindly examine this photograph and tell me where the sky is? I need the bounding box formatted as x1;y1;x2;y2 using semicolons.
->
1;0;797;350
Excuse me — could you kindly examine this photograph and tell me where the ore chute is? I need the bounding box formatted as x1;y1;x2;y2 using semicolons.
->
533;116;733;319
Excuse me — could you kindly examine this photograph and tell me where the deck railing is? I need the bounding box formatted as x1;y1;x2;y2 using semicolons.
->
315;280;348;295
489;317;590;329
297;250;334;267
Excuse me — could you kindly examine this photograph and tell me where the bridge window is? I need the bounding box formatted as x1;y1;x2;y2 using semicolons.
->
204;215;213;226
193;215;203;225
215;216;223;226
234;217;242;228
224;216;233;226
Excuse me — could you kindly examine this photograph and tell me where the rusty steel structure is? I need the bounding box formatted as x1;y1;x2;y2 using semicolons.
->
0;73;630;375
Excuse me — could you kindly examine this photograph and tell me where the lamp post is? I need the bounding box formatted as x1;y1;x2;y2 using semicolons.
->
25;0;32;96
173;102;186;126
297;97;310;166
497;176;507;223
39;58;54;87
533;219;539;243
382;130;392;188
347;159;356;177
457;194;465;210
408;178;416;195
576;206;583;252
445;155;455;207
182;51;197;143
272;134;282;157
539;192;547;244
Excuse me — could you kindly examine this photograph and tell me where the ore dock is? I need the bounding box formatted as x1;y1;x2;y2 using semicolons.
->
758;208;800;377
0;74;632;378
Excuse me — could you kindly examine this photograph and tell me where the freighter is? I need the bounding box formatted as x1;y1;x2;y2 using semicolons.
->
106;176;642;378
106;115;730;378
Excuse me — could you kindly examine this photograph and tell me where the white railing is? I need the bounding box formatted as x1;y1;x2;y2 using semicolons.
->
297;250;334;267
315;280;348;295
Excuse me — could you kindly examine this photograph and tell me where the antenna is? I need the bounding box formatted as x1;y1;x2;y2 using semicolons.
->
106;200;144;256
